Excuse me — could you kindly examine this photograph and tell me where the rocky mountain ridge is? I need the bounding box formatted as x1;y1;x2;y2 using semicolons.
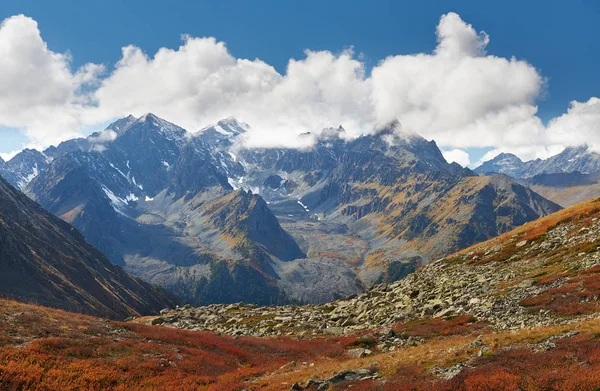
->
3;114;562;305
0;148;49;189
475;145;600;179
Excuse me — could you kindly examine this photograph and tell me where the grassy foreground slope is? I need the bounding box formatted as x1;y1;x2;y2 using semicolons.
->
0;299;352;390
3;299;600;390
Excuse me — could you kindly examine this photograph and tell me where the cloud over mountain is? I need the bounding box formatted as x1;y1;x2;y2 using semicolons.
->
1;12;599;162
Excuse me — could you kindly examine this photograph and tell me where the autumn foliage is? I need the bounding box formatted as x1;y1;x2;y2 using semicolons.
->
329;332;600;391
0;299;347;390
520;265;600;316
392;315;487;338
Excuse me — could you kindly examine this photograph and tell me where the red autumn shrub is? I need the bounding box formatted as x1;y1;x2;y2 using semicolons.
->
393;315;486;338
462;370;520;391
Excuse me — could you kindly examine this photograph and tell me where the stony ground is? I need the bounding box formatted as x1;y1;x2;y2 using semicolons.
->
143;200;600;345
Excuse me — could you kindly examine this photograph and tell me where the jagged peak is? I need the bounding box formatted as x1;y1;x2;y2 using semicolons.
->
105;114;137;135
130;113;188;138
197;117;249;138
492;152;523;162
137;112;160;123
9;148;48;163
296;125;346;145
372;119;402;136
558;144;595;157
217;116;249;130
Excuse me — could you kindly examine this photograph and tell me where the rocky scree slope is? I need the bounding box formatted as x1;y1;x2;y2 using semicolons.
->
0;175;179;319
146;196;600;340
4;297;600;390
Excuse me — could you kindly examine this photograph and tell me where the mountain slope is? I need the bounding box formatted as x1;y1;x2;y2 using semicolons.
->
152;194;600;334
137;196;600;389
202;189;305;263
231;130;561;285
103;113;189;196
0;175;179;319
524;172;600;207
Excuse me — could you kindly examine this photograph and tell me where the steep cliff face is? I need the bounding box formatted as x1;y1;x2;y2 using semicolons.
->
0;176;179;319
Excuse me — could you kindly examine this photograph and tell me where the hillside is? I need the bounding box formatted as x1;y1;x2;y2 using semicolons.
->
145;196;600;335
134;196;600;389
0;298;350;391
0;176;179;319
4;197;600;389
526;172;600;207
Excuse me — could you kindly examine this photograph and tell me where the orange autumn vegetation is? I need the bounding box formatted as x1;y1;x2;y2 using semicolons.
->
0;299;351;391
391;315;488;339
3;297;600;390
454;196;600;262
373;333;600;391
519;267;600;316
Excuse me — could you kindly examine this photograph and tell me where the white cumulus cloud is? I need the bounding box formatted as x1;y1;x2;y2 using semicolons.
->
442;149;471;167
0;15;103;149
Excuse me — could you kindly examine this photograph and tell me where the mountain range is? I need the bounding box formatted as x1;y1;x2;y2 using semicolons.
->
474;145;600;179
1;114;562;305
474;145;600;207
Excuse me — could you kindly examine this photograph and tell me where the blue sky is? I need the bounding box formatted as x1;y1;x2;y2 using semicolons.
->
1;0;600;165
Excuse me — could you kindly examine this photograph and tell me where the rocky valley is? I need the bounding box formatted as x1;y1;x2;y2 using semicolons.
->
2;188;600;390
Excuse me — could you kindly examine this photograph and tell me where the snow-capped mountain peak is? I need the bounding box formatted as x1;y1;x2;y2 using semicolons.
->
135;113;189;139
0;148;50;189
105;114;137;136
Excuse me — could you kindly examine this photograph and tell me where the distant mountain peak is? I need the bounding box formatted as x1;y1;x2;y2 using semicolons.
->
195;117;248;151
375;119;401;134
105;115;137;136
137;112;161;125
131;113;188;140
217;116;249;130
0;148;50;189
495;152;522;161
